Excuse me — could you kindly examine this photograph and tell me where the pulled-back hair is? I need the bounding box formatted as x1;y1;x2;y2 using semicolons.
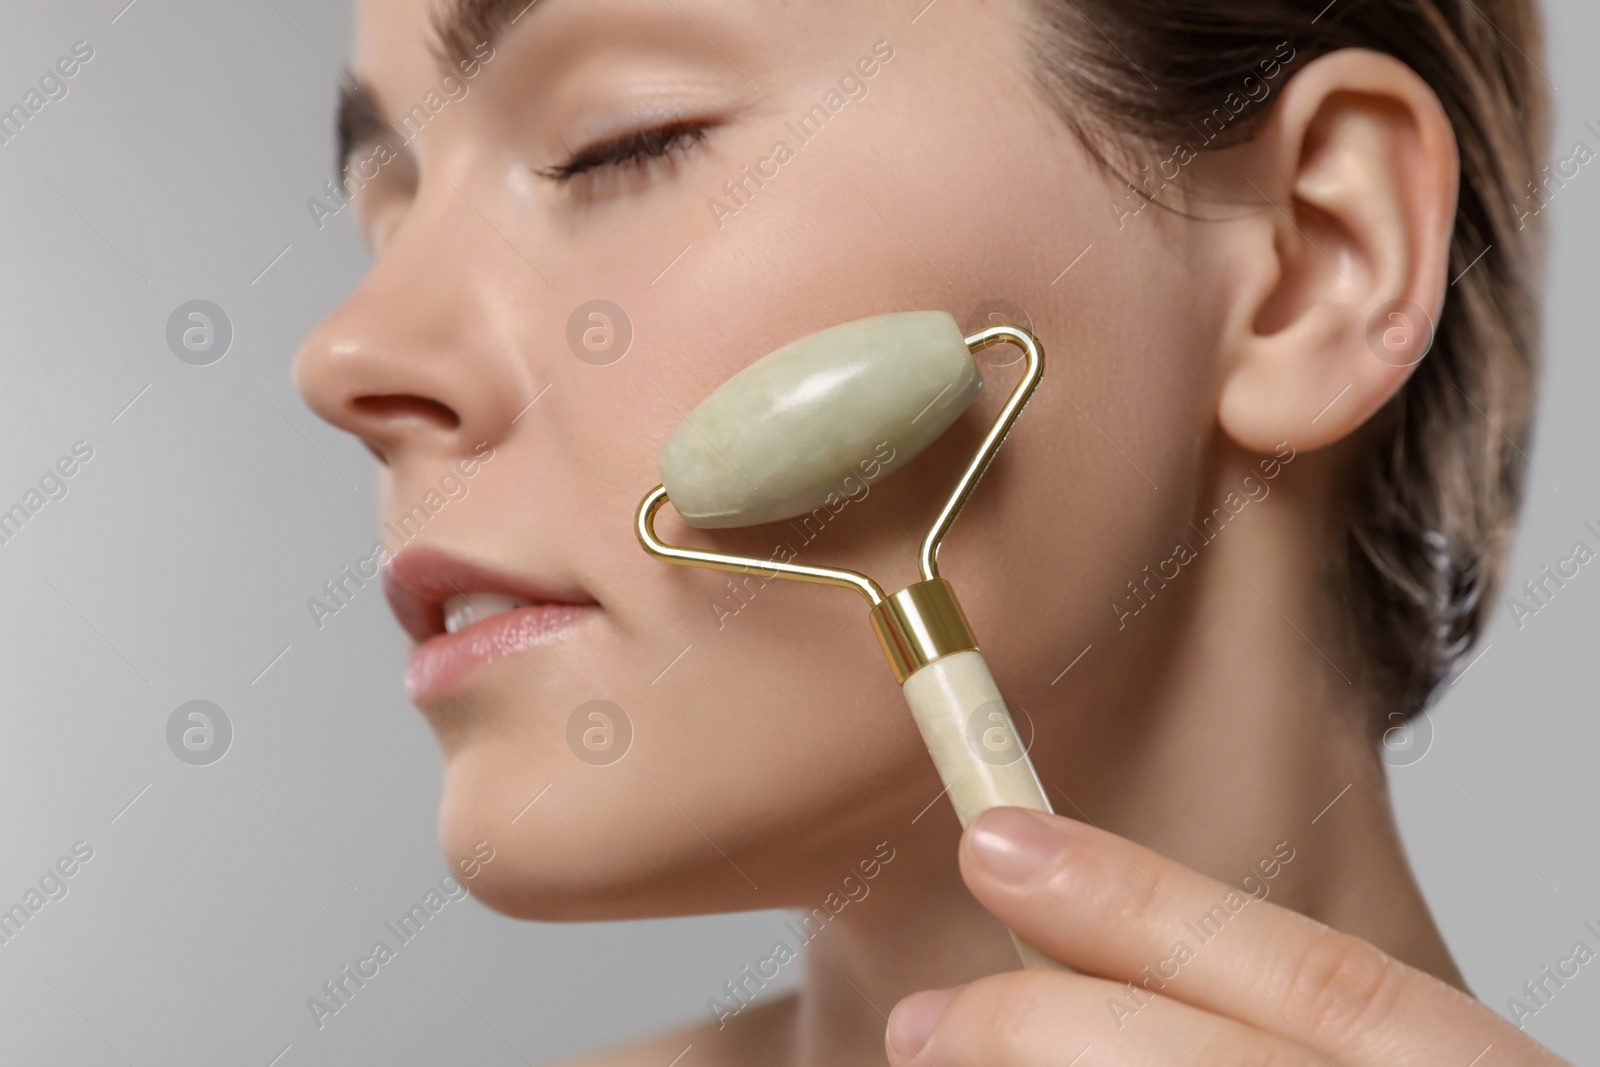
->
1023;0;1549;715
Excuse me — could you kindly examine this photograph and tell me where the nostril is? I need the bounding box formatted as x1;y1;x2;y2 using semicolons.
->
350;394;462;432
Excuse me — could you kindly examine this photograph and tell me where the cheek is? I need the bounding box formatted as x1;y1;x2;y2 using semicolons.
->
764;64;1218;705
934;164;1218;735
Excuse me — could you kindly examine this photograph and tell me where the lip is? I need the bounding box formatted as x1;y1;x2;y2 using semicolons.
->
381;545;599;703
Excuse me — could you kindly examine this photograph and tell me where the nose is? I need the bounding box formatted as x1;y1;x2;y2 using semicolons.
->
293;188;537;465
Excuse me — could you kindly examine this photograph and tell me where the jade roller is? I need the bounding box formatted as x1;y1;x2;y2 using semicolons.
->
635;311;1062;971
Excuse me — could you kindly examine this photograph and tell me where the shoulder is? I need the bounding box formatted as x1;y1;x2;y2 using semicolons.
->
550;994;798;1067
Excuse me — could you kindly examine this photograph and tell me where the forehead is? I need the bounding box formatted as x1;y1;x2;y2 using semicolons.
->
347;0;914;135
351;0;677;118
352;0;453;113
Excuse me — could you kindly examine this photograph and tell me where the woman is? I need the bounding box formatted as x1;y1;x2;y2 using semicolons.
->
294;0;1568;1062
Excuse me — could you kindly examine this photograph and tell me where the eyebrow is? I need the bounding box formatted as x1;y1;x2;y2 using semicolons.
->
335;0;550;170
335;79;391;173
430;0;547;71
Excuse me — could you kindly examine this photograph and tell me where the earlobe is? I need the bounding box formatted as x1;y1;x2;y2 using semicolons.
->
1214;49;1460;454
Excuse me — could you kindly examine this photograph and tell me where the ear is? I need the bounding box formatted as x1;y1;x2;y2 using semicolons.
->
1214;49;1459;453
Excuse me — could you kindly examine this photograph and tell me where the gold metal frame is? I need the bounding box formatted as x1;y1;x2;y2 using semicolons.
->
635;324;1044;683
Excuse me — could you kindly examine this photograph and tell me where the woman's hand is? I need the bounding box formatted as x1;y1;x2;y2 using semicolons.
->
885;808;1571;1066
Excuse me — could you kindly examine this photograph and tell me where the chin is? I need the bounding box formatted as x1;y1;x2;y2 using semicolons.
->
434;739;765;923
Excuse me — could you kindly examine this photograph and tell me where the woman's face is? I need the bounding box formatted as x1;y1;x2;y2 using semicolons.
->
295;0;1221;920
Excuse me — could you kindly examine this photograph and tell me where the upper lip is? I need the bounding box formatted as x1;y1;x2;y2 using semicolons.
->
380;545;595;644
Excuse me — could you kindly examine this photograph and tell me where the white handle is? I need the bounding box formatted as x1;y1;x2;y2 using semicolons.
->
901;649;1068;971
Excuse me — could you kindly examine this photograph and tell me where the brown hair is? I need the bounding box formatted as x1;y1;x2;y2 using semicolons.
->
1023;0;1549;716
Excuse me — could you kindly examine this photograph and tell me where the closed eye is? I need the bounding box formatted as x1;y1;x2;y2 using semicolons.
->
537;121;711;183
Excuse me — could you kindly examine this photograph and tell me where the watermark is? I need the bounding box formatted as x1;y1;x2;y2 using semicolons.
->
963;299;1034;367
307;41;497;231
0;40;95;148
566;300;633;366
707;441;898;631
965;698;1037;766
566;700;633;766
1515;120;1600;231
1365;299;1434;368
0;841;95;948
1113;441;1297;630
0;440;95;549
1378;707;1434;767
707;40;896;230
1108;840;1296;1029
166;300;234;366
1109;41;1297;230
706;841;897;1029
166;700;233;767
1505;519;1600;631
306;840;497;1030
307;444;496;630
1504;919;1600;1030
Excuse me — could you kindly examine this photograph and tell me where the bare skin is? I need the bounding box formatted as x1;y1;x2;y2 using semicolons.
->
294;0;1566;1063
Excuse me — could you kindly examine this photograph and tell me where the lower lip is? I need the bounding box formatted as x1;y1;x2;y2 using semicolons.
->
405;604;597;704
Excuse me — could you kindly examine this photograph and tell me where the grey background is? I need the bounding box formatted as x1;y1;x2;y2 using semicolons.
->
0;2;1593;1064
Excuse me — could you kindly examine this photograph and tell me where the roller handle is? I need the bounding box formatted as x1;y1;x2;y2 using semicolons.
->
900;649;1070;972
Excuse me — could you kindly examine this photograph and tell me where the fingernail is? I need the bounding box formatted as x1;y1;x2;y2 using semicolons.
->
887;988;956;1059
967;807;1068;885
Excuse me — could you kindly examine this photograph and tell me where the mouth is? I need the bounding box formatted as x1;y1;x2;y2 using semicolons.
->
381;545;599;704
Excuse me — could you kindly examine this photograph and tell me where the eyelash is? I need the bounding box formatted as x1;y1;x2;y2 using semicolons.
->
538;121;711;183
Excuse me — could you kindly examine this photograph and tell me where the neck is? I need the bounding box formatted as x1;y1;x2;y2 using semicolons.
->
785;444;1464;1067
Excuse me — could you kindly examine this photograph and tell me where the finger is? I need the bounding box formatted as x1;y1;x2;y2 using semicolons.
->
885;969;1330;1067
959;808;1564;1066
